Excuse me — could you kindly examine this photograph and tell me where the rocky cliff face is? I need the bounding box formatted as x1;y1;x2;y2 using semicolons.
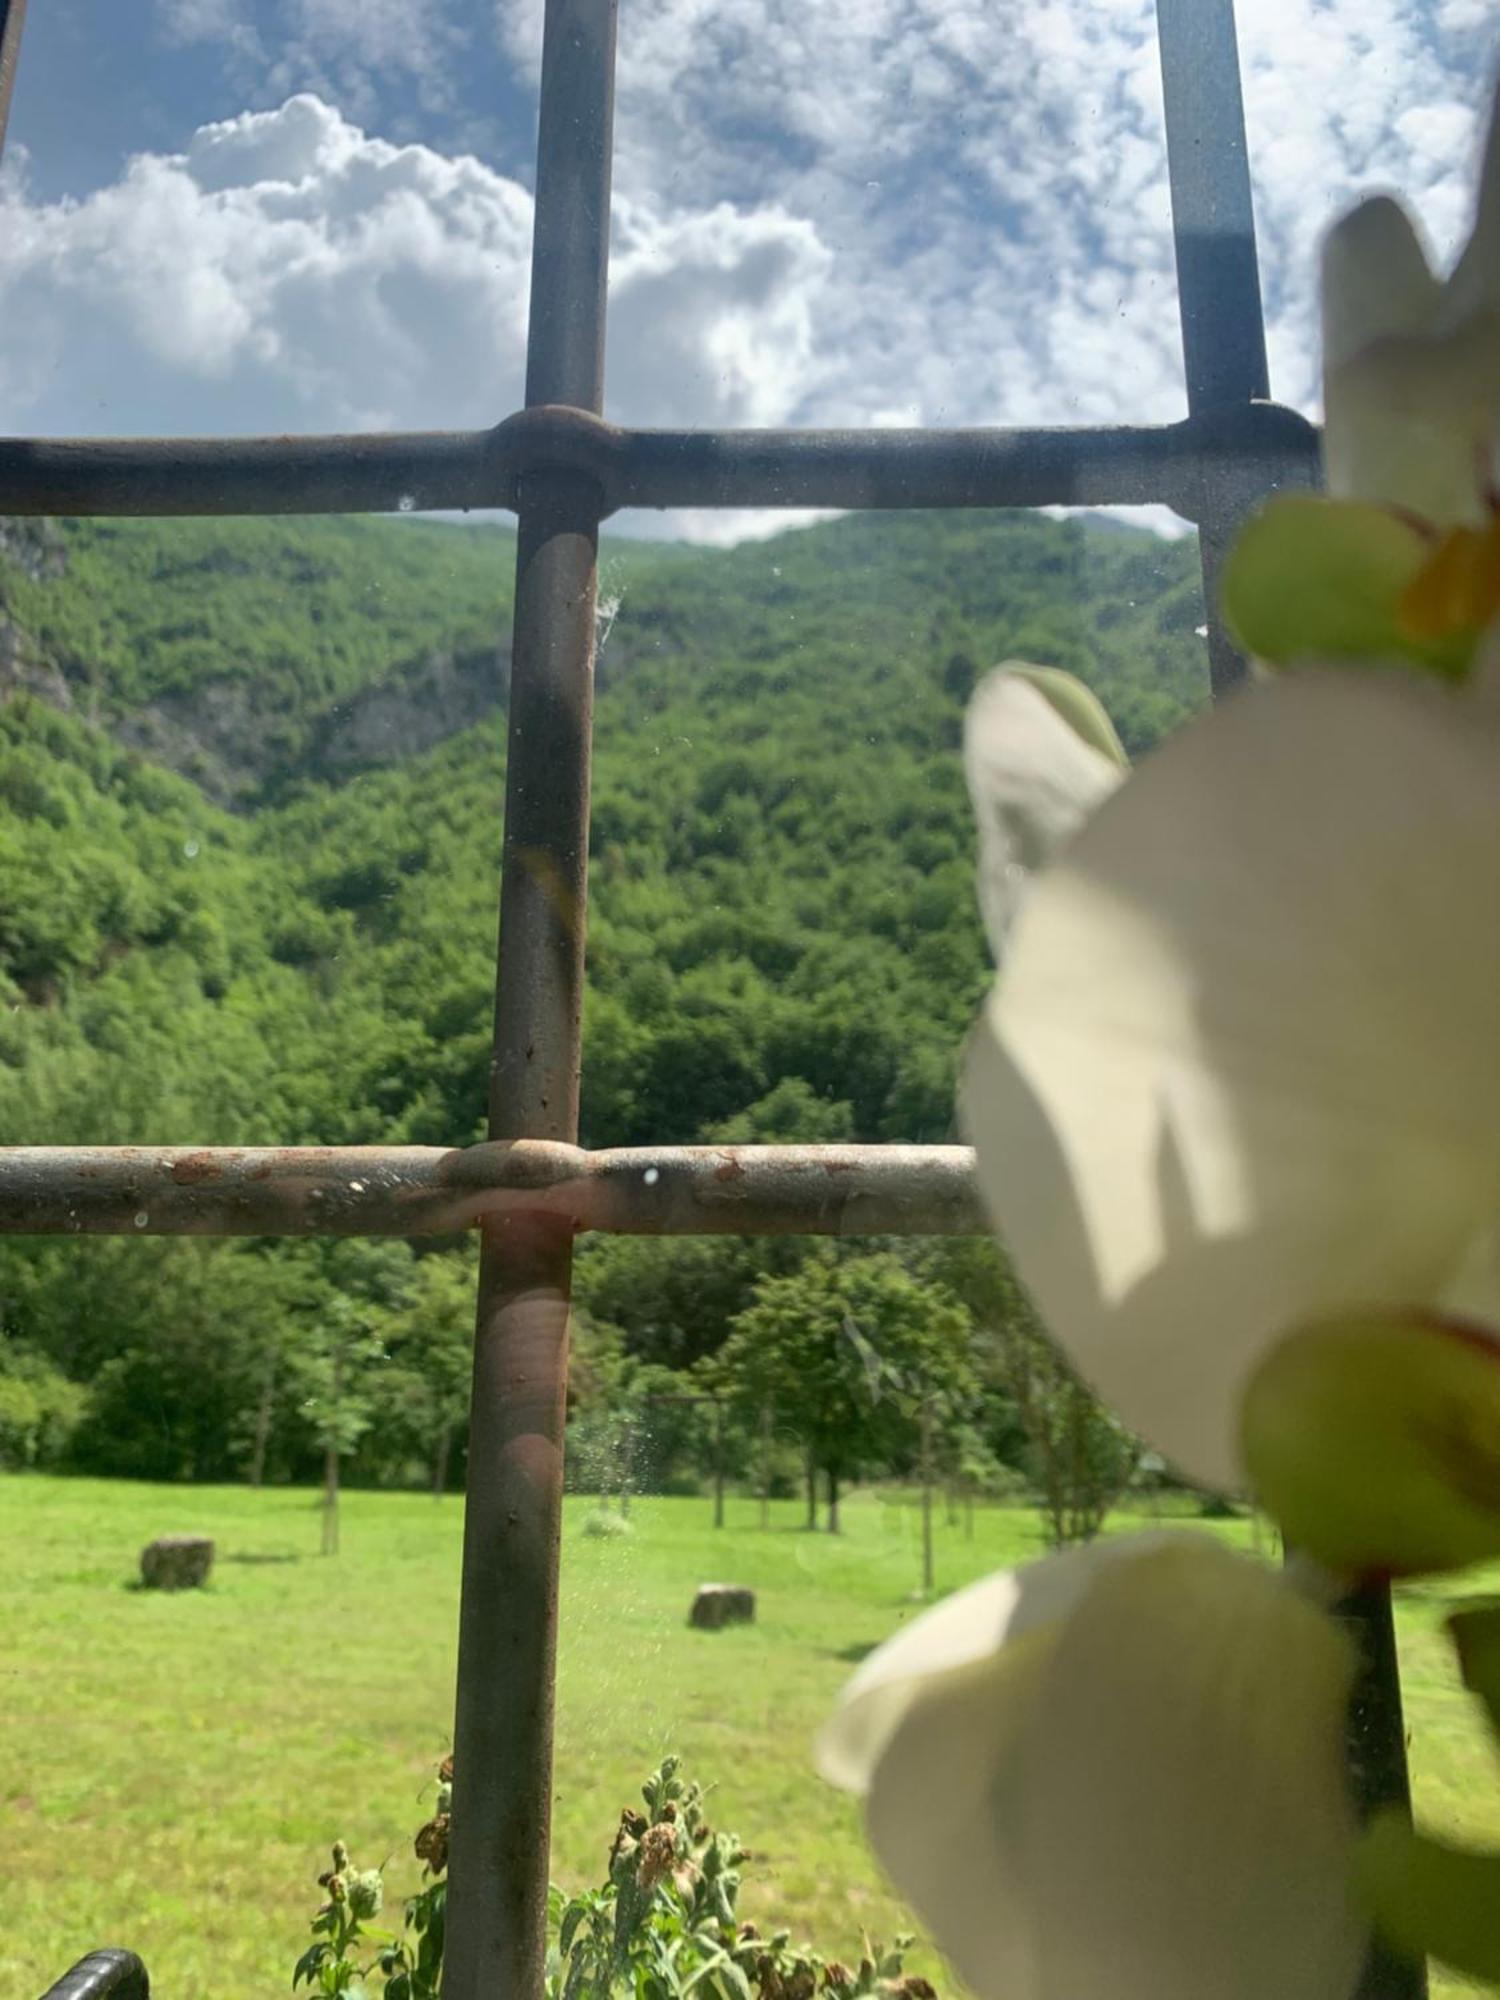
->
0;515;513;806
307;643;510;783
0;521;75;712
100;639;511;806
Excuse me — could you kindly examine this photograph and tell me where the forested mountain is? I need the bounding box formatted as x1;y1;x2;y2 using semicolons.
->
0;505;1207;1484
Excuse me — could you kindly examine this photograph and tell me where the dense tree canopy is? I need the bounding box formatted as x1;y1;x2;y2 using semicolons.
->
0;505;1208;1492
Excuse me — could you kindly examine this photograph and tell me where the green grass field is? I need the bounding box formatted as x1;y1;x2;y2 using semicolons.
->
1;1477;1496;1998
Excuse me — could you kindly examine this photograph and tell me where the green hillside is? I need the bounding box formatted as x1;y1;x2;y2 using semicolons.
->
0;506;1207;1480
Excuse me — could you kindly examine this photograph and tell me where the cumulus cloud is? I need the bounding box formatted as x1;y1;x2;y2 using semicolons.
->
554;0;1494;429
0;94;830;457
27;1;1500;538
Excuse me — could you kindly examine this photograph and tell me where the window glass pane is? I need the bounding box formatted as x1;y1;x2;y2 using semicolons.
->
2;8;1498;2000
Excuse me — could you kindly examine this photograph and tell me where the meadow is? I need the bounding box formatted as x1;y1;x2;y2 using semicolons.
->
1;1476;1494;1998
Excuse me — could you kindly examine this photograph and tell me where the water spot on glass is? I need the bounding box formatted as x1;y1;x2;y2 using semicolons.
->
183;839;200;859
643;1167;660;1187
1004;863;1025;886
133;1211;149;1229
397;494;416;513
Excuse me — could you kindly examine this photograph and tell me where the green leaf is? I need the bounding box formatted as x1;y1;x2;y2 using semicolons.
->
1220;495;1471;679
559;1903;587;1960
1449;1601;1500;1739
1241;1310;1500;1578
293;1942;329;1988
1357;1809;1500;1980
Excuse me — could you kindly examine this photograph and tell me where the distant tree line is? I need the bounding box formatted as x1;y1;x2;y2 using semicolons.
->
0;505;1211;1547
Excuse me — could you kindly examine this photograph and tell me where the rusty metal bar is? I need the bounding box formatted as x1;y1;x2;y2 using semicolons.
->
0;429;504;518
0;1142;983;1238
1157;0;1311;698
1160;9;1421;1990
0;0;26;162
0;403;1318;521
1157;0;1268;413
443;5;617;1999
1343;1583;1427;2000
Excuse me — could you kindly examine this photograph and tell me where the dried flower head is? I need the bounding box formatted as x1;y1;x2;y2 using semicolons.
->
415;1812;451;1875
637;1822;679;1891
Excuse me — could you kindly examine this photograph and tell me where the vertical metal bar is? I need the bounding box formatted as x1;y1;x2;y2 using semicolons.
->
1344;1584;1428;2000
1156;0;1289;697
1157;0;1268;413
444;6;616;2000
0;0;29;162
1160;18;1421;1989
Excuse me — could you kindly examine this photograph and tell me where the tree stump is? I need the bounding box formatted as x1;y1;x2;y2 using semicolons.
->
689;1583;755;1629
140;1536;215;1590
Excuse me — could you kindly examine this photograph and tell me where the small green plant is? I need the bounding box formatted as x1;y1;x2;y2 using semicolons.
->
582;1508;633;1539
294;1758;450;2000
294;1756;935;2000
291;1840;389;2000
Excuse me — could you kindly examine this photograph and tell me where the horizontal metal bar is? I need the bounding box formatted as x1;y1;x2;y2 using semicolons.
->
0;403;1318;523
0;1142;984;1238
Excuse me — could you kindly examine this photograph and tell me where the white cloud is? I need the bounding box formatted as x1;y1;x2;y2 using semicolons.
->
0;95;830;473
496;0;1494;439
161;0;472;129
158;0;248;40
32;3;1500;539
609;197;831;426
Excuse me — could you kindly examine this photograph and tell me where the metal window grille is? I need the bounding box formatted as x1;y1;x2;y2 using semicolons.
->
0;5;1421;1999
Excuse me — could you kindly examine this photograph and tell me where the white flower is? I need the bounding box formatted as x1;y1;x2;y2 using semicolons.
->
963;666;1126;959
817;1534;1361;2000
961;660;1500;1492
1322;77;1500;525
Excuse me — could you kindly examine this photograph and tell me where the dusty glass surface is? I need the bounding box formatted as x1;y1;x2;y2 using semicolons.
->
0;6;1496;2000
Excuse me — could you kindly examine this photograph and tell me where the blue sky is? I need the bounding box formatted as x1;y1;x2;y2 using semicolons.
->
1;0;1495;540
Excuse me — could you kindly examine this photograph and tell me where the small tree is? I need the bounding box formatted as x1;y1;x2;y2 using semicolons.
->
296;1295;385;1555
918;1238;1139;1547
379;1253;474;1498
719;1253;972;1533
287;1242;410;1553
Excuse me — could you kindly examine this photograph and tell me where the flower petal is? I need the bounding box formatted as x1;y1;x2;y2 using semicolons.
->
853;1540;1360;2000
1322;124;1500;526
1015;1544;1362;2000
1322;194;1441;385
963;668;1500;1489
964;667;1126;962
816;1531;1191;1795
1320;191;1472;523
